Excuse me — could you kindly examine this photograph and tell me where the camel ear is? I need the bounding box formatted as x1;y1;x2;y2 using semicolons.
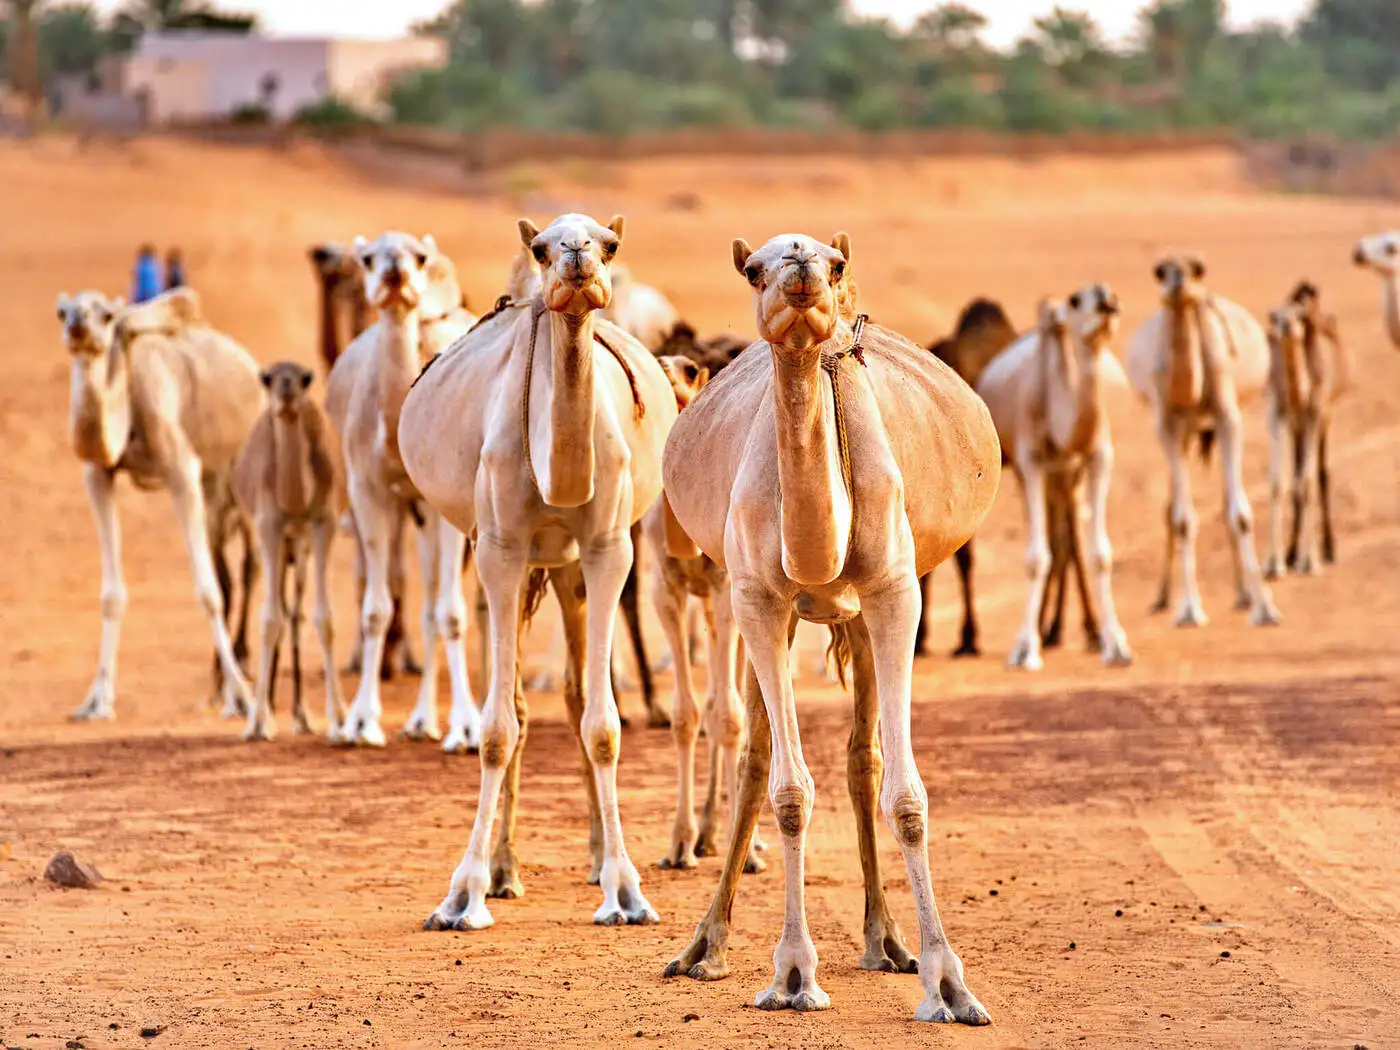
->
697;365;710;388
607;215;625;243
422;234;437;254
353;235;371;268
111;295;126;311
732;239;755;278
259;369;274;389
1190;257;1207;279
518;219;541;250
56;293;71;319
831;231;851;262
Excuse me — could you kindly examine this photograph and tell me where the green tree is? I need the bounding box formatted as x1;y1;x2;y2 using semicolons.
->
1031;7;1110;87
1303;0;1400;92
5;0;43;119
39;2;106;77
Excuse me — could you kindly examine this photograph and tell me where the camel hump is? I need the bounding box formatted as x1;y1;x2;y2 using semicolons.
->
117;287;204;343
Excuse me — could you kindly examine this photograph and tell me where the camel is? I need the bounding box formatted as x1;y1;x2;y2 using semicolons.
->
605;262;681;351
1353;231;1400;350
662;232;999;1023
1125;254;1281;628
310;241;420;682
976;288;1132;670
232;361;347;741
325;232;481;751
924;299;1105;659
57;287;264;721
1263;283;1348;578
646;354;766;875
402;213;677;930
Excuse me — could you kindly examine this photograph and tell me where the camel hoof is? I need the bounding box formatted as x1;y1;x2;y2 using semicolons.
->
1006;641;1043;672
242;720;277;742
755;978;830;1012
646;709;672;729
658;851;698;871
1172;605;1209;628
915;995;992;1026
400;715;441;742
441;726;480;755
292;717;313;736
743;850;767;875
424;891;493;931
1249;603;1282;628
950;642;981;659
1149;594;1171;615
860;931;918;974
1263;557;1283;581
488;867;524;900
338;715;387;748
663;928;729;980
1100;634;1134;668
692;831;719;858
70;693;116;722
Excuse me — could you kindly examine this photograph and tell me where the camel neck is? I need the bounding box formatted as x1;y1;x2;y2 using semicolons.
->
1164;299;1204;410
1381;274;1400;350
316;276;340;371
348;283;371;338
272;411;315;519
770;337;851;587
1049;330;1107;454
69;345;131;470
378;312;422;465
532;309;597;507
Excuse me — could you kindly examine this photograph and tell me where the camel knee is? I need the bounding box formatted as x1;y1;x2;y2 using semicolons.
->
711;693;744;749
582;708;622;767
1170;506;1198;541
847;740;881;785
1024;543;1050;580
196;583;225;619
771;781;813;839
479;705;520;769
313;612;334;642
1091;540;1113;575
100;587;128;621
671;695;701;746
883;789;928;849
435;604;465;642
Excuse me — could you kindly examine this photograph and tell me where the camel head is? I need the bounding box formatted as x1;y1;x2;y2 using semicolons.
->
354;231;442;319
1267;302;1306;350
260;361;315;422
733;232;851;352
518;213;625;317
309;242;363;285
56;291;124;360
1353;232;1399;276
1064;282;1121;347
657;354;710;411
1152;254;1209;307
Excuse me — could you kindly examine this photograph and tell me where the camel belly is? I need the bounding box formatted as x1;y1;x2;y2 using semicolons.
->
528;523;581;567
794;585;861;624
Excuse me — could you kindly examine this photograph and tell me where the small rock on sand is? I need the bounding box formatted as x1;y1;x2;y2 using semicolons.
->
43;852;102;889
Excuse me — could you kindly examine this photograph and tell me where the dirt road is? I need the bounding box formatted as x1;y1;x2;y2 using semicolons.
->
2;137;1397;1049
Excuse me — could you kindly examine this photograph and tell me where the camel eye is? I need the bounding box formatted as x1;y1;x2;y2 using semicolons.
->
532;243;549;265
414;252;428;268
744;264;762;285
1153;263;1168;282
601;237;619;261
1068;293;1082;310
684;364;698;381
831;259;846;281
359;253;374;270
1386;242;1398;257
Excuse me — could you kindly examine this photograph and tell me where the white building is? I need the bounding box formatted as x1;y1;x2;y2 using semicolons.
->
114;32;447;124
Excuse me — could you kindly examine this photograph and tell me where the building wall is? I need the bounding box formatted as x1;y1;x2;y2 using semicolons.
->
328;38;447;117
122;56;209;123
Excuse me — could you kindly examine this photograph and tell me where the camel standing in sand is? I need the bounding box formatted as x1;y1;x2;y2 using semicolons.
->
926;299;1102;659
232;361;347;740
1126;255;1280;628
606;263;681;351
403;214;677;930
1353;231;1400;350
647;354;764;875
663;232;999;1024
976;288;1132;670
57;288;264;721
326;232;481;751
1264;283;1348;577
310;241;419;681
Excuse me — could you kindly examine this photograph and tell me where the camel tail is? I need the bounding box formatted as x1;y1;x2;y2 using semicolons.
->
521;568;551;628
1199;428;1215;463
824;624;853;690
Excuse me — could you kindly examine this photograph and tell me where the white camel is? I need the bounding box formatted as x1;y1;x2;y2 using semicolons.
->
1353;231;1400;350
56;288;264;720
402;213;677;930
976;287;1132;670
325;232;481;751
606;263;682;351
1125;255;1280;628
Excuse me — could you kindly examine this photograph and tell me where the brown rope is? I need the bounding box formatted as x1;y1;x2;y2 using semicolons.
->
594;327;647;422
818;313;869;522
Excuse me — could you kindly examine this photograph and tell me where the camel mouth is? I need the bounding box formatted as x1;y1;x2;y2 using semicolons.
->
375;285;420;311
780;290;822;311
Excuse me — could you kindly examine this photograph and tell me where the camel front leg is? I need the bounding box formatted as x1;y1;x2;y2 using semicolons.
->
1289;416;1323;575
385;507;421;678
664;646;775;982
244;516;285;742
732;583;827;1012
1150;500;1176;614
1064;482;1102;652
1218;411;1281;626
846;617;916;973
951;541;980;657
168;454;255;716
488;610;529;900
340;477;392;747
288;535;311;735
550;563;605;885
655;566;702;870
1086;445;1132;666
861;571;989;1025
1318;424;1336;564
436;520;482;754
1163;422;1208;626
1008;456;1051;670
76;464;125;721
402;516;443;741
1264;405;1288;580
578;526;657;925
311;518;346;738
424;529;528;932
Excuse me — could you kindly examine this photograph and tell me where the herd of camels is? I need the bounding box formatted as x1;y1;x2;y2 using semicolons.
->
54;219;1399;1024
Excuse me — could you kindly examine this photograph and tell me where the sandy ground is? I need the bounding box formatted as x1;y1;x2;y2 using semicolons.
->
2;136;1398;1049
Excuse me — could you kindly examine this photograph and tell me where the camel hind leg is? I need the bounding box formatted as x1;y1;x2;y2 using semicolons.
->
75;464;125;721
1318;424;1336;564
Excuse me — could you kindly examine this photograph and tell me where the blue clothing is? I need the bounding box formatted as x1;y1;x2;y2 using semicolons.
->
132;254;164;304
166;260;186;290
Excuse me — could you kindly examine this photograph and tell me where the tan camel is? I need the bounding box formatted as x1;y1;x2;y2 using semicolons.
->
1126;254;1280;628
1353;231;1400;350
976;288;1132;670
1263;283;1348;578
402;213;677;929
310;240;420;682
325;232;481;751
663;232;999;1023
57;287;264;721
606;263;681;350
232;361;347;740
647;355;764;875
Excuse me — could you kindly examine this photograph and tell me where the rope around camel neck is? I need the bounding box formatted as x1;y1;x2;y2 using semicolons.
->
816;312;869;525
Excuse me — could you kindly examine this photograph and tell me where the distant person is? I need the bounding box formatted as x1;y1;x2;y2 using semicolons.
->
131;244;164;304
166;248;186;291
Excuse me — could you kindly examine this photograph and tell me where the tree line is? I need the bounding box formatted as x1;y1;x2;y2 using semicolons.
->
5;0;1400;140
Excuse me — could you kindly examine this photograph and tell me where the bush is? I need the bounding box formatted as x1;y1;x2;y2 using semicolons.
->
294;95;376;127
229;103;269;125
917;77;1005;129
843;86;905;131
